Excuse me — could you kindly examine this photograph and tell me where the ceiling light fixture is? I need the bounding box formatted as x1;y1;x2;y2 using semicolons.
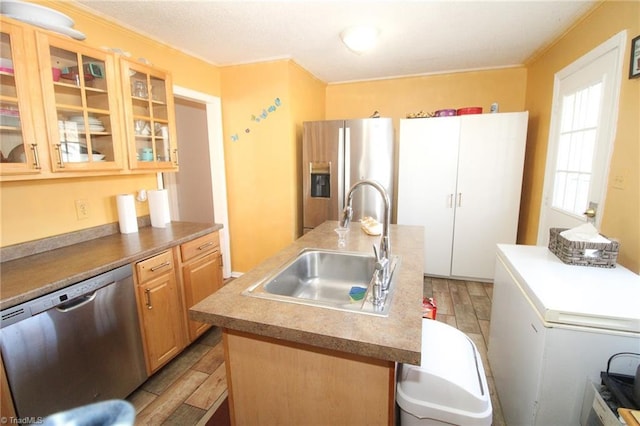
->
340;26;379;55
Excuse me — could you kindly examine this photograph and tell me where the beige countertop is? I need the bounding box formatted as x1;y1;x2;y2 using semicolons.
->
0;222;222;311
190;221;424;365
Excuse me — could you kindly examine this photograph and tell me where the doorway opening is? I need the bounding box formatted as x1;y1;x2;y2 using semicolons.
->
163;86;231;278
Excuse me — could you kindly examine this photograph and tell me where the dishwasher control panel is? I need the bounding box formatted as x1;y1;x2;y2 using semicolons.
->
1;264;131;328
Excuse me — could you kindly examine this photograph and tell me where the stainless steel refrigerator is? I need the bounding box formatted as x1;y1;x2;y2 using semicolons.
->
302;118;394;232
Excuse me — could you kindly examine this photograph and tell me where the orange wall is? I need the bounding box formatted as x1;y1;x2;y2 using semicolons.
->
0;176;154;246
522;0;639;273
220;60;325;272
326;67;527;130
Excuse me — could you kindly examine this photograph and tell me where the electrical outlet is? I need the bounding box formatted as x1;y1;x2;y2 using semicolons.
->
75;199;89;220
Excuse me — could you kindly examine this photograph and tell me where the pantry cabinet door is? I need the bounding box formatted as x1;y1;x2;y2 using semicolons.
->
397;117;460;276
451;112;528;279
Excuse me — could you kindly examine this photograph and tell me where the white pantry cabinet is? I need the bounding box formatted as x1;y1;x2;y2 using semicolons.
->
397;112;528;280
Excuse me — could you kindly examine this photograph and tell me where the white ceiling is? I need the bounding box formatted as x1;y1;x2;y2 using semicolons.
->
75;0;597;83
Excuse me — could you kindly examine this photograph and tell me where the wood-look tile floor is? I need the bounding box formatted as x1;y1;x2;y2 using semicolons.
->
127;327;228;425
424;276;506;426
127;277;505;425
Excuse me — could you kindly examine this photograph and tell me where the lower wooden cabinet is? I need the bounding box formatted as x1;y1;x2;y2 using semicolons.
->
132;231;223;373
0;353;16;419
225;329;395;425
134;250;187;374
178;231;223;342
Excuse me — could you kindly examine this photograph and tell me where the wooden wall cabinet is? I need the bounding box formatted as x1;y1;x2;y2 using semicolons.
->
133;250;187;374
120;58;179;171
35;31;125;173
397;112;528;280
178;231;223;342
0;19;44;177
0;16;180;181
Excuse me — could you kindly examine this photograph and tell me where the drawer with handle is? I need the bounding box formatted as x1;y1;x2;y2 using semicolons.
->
180;232;220;263
136;250;174;283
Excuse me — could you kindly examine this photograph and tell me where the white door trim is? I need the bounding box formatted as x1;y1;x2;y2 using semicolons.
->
537;30;626;244
170;85;232;278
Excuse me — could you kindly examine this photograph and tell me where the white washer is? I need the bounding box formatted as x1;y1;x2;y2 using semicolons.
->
396;319;492;426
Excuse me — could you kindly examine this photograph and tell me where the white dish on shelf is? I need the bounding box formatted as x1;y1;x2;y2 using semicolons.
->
7;144;25;163
69;115;102;123
0;58;13;70
0;0;74;27
60;142;104;157
62;153;106;162
76;125;106;132
3;13;85;41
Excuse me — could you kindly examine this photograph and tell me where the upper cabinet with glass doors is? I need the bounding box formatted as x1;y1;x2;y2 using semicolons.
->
0;20;42;176
35;31;124;172
120;59;178;171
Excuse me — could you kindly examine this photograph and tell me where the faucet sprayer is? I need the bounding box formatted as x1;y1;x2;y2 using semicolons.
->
341;179;392;292
340;205;353;229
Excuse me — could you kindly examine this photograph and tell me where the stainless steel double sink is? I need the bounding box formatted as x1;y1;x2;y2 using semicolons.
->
242;248;400;316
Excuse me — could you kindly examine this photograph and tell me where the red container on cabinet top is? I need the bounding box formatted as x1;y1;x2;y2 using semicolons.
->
457;107;483;115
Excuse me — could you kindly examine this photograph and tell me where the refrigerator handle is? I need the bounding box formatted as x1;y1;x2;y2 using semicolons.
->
344;126;351;197
338;127;347;213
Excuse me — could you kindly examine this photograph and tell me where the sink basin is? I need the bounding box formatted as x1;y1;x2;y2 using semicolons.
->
242;248;400;316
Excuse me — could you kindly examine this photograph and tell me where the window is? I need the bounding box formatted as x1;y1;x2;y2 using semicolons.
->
552;82;602;216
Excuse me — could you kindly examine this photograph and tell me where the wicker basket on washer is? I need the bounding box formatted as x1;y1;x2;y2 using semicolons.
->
548;227;619;268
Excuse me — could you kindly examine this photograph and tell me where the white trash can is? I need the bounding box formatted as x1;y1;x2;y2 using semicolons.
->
396;319;492;426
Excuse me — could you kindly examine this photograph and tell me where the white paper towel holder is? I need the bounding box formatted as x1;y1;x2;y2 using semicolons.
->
136;189;147;202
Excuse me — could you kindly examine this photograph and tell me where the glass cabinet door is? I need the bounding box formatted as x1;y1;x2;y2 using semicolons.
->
121;59;178;170
0;21;41;176
36;32;123;172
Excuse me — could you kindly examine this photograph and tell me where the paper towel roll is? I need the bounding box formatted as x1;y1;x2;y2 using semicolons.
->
116;194;138;234
148;189;170;228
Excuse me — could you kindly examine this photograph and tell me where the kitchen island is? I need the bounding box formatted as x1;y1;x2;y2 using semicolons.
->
190;221;424;425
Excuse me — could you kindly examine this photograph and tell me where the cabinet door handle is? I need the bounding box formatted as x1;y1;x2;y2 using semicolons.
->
197;241;214;251
54;144;65;168
150;261;171;272
448;194;454;208
457;193;462;207
30;144;41;169
145;288;153;309
172;148;179;166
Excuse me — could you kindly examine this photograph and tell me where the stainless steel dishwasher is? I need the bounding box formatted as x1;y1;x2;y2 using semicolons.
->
0;264;148;418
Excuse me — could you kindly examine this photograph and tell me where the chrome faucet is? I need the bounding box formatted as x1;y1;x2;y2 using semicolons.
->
340;179;391;295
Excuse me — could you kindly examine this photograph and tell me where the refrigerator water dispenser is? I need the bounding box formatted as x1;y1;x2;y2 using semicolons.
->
310;162;331;198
